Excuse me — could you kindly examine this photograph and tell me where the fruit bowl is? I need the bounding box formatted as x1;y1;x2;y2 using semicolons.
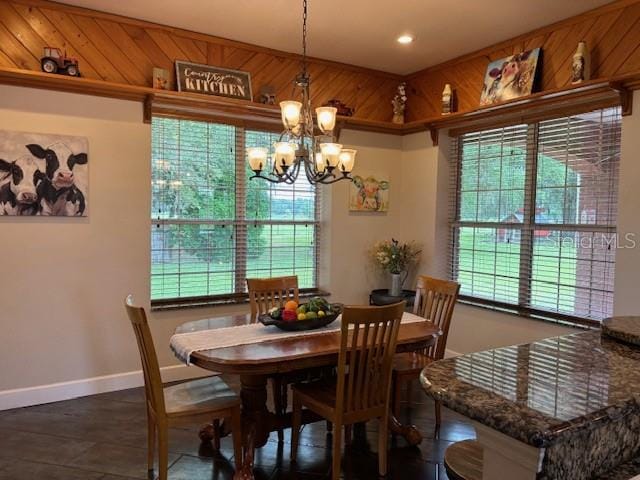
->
259;299;343;332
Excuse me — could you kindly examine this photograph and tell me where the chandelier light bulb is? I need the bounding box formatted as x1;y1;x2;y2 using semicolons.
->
274;142;297;171
320;143;342;168
246;147;269;172
315;152;326;173
280;101;302;130
315;106;337;133
338;149;357;173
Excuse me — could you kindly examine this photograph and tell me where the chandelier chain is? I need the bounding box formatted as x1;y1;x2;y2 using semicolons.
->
302;0;308;75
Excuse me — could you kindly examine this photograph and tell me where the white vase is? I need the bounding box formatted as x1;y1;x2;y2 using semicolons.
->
389;273;403;297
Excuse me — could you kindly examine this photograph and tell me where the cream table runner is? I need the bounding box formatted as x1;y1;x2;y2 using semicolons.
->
171;312;425;365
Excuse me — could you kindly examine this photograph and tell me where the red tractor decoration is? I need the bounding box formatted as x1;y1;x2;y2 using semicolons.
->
40;47;80;77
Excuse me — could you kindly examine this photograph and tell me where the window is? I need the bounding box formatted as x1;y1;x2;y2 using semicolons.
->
451;107;621;324
151;117;319;303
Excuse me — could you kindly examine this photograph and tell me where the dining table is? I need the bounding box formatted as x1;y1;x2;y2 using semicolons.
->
172;311;440;480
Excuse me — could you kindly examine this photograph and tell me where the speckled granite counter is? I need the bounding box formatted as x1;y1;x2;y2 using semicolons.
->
420;330;640;479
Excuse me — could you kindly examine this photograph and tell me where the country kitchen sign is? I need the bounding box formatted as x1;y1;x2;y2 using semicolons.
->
175;61;253;101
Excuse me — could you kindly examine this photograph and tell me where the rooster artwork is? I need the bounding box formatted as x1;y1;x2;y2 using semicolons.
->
479;48;541;106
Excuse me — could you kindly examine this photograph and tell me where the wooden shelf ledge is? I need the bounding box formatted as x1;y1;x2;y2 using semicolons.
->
1;67;638;141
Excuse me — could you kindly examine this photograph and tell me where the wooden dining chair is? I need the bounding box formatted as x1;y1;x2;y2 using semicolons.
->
124;295;243;480
246;275;299;441
246;275;299;321
290;301;405;480
392;275;460;433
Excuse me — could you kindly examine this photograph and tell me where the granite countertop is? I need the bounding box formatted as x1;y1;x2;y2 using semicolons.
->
420;330;640;448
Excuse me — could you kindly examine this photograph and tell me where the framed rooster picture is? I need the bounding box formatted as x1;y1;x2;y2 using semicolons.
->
479;48;542;106
0;130;88;216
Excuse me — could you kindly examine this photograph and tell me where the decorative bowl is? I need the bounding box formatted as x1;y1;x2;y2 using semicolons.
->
259;303;343;332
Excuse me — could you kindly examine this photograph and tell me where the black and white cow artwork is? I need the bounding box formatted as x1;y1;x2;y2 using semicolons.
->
0;130;88;217
0;155;45;215
26;143;88;216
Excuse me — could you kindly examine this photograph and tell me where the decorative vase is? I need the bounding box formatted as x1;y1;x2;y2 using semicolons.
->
571;41;590;84
442;84;453;115
389;273;403;297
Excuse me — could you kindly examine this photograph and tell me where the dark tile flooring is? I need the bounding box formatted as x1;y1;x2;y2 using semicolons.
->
0;377;476;479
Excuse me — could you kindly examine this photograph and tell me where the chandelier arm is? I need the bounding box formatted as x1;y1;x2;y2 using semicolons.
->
250;173;288;184
316;173;354;185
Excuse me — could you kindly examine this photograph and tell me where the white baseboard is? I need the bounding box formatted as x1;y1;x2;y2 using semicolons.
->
0;364;211;411
444;348;462;358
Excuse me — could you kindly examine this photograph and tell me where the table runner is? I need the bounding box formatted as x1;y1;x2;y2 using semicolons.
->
171;312;426;365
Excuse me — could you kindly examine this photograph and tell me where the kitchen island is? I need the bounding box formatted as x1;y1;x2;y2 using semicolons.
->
420;330;640;479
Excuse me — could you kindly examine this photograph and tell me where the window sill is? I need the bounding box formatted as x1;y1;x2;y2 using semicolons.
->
151;289;331;312
457;296;599;330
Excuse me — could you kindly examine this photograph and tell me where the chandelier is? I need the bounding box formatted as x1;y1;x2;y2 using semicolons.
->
246;0;356;185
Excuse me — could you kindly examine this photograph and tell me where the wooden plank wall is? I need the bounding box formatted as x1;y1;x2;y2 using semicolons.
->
0;0;402;122
406;0;640;121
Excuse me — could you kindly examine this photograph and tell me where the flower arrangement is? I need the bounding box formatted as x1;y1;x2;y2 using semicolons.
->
370;238;421;274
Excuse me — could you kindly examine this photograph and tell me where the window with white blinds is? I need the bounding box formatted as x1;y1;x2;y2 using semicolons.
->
151;117;319;303
451;107;621;324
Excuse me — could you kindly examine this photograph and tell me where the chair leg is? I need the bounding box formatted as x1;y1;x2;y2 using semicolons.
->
272;377;284;442
146;412;155;480
393;376;402;422
434;399;442;438
378;412;390;477
212;419;221;451
344;424;352;446
331;421;342;480
406;380;414;406
326;420;333;433
230;407;243;473
291;394;302;462
157;422;169;480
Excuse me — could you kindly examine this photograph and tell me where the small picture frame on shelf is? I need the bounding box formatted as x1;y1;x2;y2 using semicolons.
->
152;68;169;90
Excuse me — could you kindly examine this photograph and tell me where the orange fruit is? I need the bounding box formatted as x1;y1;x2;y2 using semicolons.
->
284;300;299;311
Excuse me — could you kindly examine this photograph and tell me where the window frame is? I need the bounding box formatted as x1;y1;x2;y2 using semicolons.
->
150;117;324;309
450;110;620;328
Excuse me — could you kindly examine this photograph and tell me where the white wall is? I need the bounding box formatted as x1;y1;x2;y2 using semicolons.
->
324;130;403;304
614;90;640;315
0;85;151;392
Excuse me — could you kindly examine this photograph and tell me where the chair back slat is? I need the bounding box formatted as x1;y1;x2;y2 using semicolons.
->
412;276;460;360
336;302;404;415
124;295;166;415
246;276;299;321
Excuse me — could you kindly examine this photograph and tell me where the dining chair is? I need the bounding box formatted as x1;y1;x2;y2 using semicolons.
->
290;301;405;480
391;275;460;434
124;295;243;480
246;275;299;441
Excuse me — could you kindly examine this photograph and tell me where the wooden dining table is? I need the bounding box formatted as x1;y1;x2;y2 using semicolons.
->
173;312;440;480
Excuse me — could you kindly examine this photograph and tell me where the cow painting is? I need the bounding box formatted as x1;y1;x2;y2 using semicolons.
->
0;155;46;215
0;130;88;216
350;175;390;212
480;48;541;106
27;143;88;216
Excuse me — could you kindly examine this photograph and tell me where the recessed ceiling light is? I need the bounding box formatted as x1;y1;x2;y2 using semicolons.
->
397;34;414;45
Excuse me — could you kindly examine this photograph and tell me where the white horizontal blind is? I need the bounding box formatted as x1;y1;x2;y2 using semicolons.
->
151;117;319;301
451;107;621;323
243;129;318;288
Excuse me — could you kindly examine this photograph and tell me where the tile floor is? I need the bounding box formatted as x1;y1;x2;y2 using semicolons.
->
0;377;476;479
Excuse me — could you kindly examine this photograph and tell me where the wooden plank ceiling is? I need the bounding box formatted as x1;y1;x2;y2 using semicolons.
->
0;0;640;125
0;0;402;123
406;0;640;121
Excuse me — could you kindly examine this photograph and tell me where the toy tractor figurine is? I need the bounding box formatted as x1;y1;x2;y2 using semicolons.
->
40;47;80;77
